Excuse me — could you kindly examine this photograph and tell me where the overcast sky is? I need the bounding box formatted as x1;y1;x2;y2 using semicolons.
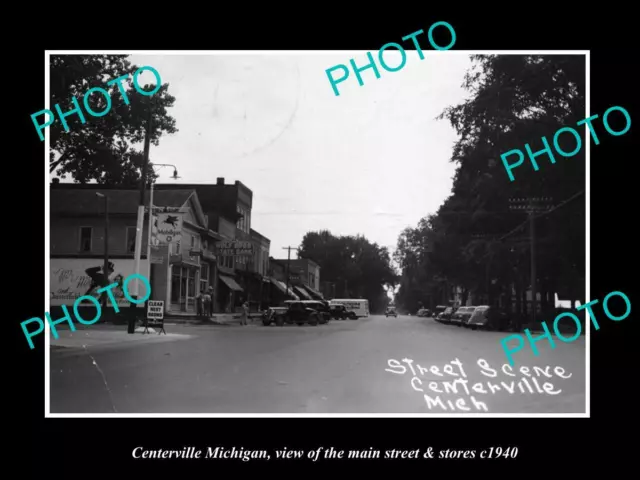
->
128;52;472;260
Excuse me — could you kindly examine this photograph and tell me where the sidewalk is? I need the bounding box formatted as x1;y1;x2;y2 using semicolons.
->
520;321;586;335
163;312;259;326
50;327;193;349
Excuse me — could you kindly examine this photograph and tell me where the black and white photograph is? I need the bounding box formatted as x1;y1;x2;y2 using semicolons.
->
45;50;587;416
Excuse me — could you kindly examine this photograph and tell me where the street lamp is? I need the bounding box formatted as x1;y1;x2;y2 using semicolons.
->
146;163;180;287
95;192;109;315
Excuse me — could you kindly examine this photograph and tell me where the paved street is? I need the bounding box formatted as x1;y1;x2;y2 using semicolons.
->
49;315;586;414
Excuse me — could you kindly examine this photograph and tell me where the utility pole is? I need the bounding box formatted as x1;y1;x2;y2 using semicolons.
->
472;234;491;304
131;103;153;312
145;164;180;302
282;246;298;299
96;192;109;317
509;197;553;327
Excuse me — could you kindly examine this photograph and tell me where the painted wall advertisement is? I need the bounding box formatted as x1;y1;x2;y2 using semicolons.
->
50;258;149;308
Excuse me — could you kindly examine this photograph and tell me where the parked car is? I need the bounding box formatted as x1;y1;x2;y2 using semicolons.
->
385;306;398;318
417;308;432;317
329;299;368;319
263;301;323;326
329;303;349;320
262;306;287;325
294;300;331;323
433;305;448;320
436;306;454;323
451;306;477;326
466;306;510;331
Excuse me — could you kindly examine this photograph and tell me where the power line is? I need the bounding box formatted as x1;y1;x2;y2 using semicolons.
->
532;189;584;221
497;190;584;242
474;190;585;260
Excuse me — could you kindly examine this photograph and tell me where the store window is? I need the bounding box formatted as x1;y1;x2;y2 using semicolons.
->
79;227;92;252
126;226;136;253
200;264;209;292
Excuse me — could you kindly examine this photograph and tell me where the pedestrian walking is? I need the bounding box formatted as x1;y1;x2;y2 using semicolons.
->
196;290;203;317
203;291;212;317
207;286;215;317
240;301;250;326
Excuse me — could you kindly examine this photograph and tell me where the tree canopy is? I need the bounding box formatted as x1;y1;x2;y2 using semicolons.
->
49;55;178;184
394;55;585;315
298;230;397;312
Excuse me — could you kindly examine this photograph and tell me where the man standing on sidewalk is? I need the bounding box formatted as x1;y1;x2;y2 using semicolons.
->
203;290;212;317
240;300;250;326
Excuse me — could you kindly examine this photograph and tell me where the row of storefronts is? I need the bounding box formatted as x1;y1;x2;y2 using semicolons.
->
49;180;324;317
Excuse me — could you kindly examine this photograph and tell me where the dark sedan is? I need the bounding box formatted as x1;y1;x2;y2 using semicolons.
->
451;306;477;326
466;306;510;331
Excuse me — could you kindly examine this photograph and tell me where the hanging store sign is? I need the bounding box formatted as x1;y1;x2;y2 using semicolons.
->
155;212;183;244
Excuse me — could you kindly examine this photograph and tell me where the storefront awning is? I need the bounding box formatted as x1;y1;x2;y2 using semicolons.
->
294;286;313;300
219;274;243;292
269;278;299;300
269;277;285;293
302;284;324;300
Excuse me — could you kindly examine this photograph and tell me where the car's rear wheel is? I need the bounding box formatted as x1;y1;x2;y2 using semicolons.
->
309;314;319;326
262;319;270;326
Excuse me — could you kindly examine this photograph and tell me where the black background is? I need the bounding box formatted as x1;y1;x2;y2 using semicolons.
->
10;9;634;475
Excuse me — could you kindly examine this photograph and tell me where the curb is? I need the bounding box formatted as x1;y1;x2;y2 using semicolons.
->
164;318;236;327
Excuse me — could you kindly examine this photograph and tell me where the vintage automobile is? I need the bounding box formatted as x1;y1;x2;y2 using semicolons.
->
385;306;398;318
262;301;323;326
450;306;477;326
436;306;455;323
432;305;448;320
294;300;331;323
466;306;510;331
329;299;367;319
329;303;349;320
262;306;287;325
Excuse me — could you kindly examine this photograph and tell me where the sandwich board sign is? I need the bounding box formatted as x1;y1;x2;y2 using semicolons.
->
145;300;166;334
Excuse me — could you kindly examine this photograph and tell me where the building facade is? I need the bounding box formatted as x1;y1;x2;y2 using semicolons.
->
155;178;271;313
271;257;324;301
49;184;223;316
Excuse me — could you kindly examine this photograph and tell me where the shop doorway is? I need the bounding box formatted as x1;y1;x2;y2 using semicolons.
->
170;265;198;312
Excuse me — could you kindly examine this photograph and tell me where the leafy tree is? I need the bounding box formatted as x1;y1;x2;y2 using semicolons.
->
298;230;397;312
395;54;585;315
48;55;178;184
